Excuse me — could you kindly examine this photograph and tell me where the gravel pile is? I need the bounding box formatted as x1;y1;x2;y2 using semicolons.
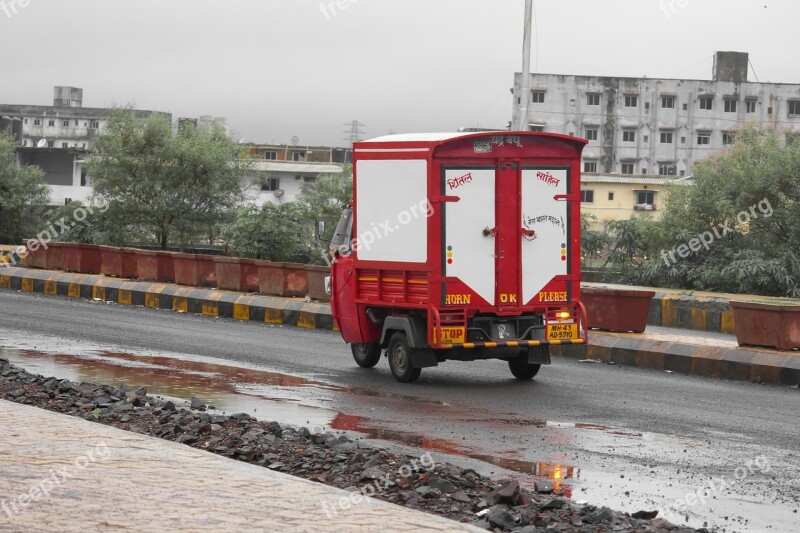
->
0;358;708;532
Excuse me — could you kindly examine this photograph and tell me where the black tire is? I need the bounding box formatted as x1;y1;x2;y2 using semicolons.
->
387;332;422;383
351;343;382;368
508;352;542;381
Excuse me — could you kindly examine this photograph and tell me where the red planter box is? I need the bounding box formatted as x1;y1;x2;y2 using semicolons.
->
24;240;47;269
100;246;137;278
59;243;102;274
240;259;261;293
136;250;175;282
730;301;800;351
582;287;656;333
195;254;217;288
45;242;65;270
170;252;219;287
306;265;330;302
257;262;309;297
136;250;159;281
173;253;201;286
214;256;243;291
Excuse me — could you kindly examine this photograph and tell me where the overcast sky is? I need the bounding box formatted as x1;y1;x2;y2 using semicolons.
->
1;0;797;146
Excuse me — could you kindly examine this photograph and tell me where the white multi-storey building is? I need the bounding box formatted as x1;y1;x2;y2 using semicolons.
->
512;52;800;176
0;86;169;205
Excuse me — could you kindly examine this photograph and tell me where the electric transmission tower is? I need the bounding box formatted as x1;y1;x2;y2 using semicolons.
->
344;120;366;145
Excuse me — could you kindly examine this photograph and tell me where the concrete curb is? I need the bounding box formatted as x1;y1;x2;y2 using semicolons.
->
0;267;335;331
551;332;800;386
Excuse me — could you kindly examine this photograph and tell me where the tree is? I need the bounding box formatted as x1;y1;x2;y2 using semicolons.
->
0;132;49;244
621;125;800;297
87;109;252;249
222;203;309;262
295;165;353;264
580;212;611;268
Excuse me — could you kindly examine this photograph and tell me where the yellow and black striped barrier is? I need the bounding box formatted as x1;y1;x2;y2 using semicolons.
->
0;267;335;331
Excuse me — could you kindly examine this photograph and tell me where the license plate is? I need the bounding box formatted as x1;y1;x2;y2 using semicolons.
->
546;323;579;341
439;327;465;345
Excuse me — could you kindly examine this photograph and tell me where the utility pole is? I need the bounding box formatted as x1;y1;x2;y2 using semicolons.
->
512;0;533;131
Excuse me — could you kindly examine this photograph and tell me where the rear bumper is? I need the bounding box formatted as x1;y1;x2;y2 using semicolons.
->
436;338;585;350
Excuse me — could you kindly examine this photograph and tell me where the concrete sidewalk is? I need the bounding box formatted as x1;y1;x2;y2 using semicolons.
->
2;265;799;387
0;400;477;532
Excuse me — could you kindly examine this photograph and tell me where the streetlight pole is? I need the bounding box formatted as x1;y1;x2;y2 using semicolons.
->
513;0;533;131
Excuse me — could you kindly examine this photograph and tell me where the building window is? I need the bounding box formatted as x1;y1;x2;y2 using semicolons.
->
699;97;713;110
75;120;79;126
531;90;546;104
46;140;54;148
33;119;41;126
681;136;686;144
622;130;636;142
658;164;676;176
584;128;598;141
48;120;55;127
645;102;650;110
621;163;635;174
584;161;598;173
263;151;277;160
608;192;615;201
261;177;280;192
643;135;649;143
788;101;800;116
660;131;674;144
746;99;757;113
581;190;594;203
62;120;69;127
625;95;638;107
24;119;28;124
724;99;738;113
91;121;100;129
528;124;545;132
697;133;711;145
635;190;656;208
661;96;675;109
587;93;600;106
292;151;305;161
723;132;737;145
61;142;68;148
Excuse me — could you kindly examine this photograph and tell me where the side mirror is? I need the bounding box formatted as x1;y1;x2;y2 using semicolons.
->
317;220;325;240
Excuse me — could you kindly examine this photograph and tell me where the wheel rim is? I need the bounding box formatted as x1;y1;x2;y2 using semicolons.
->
391;344;409;372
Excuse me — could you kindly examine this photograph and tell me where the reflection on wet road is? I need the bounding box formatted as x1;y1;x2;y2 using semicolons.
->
1;336;798;533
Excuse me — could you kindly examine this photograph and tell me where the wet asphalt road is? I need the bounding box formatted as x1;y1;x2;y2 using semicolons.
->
1;290;799;532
